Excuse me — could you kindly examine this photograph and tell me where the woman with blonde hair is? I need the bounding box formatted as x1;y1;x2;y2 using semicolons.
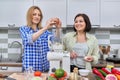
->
19;6;61;72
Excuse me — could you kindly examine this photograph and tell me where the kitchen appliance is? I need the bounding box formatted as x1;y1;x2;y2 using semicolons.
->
47;51;70;74
106;49;120;63
106;57;120;63
47;29;70;75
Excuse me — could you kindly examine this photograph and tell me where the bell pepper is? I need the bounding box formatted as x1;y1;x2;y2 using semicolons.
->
92;68;105;80
111;68;120;75
101;68;111;74
114;74;120;80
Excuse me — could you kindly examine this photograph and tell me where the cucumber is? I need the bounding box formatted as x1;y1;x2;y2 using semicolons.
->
98;69;107;77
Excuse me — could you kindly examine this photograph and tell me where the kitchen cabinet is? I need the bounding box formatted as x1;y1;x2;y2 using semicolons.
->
100;0;120;28
34;0;67;27
67;0;100;28
0;0;33;28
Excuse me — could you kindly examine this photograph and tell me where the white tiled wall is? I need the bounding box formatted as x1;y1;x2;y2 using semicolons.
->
0;28;120;59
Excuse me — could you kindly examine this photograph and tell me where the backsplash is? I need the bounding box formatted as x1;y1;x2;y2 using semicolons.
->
0;28;120;60
0;29;22;61
65;28;120;49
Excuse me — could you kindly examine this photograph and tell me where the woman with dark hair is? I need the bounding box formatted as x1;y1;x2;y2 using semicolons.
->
63;13;99;71
19;6;61;72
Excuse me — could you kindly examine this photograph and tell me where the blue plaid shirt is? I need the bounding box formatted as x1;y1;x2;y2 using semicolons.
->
19;26;52;72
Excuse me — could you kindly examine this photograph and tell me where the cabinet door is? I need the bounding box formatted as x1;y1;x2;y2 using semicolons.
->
67;0;100;28
0;0;33;28
101;0;120;28
34;0;67;27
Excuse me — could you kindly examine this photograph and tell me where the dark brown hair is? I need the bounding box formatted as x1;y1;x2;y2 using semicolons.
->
73;13;91;32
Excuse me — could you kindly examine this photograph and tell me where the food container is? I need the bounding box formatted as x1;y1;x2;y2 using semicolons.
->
79;69;90;77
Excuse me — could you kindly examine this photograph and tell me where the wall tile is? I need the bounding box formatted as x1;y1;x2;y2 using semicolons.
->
110;34;120;39
110;40;120;44
0;28;120;59
95;35;110;39
0;34;8;38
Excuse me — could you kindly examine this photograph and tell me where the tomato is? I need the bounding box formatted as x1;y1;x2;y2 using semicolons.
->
34;71;42;76
58;77;65;80
50;73;56;78
63;71;67;77
55;68;64;78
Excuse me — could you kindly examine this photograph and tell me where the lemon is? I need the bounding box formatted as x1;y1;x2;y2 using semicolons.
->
106;65;114;69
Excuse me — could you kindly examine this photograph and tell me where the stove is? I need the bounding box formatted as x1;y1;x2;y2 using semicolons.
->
106;57;120;63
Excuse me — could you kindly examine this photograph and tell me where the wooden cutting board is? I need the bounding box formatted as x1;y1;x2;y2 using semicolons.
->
9;73;47;80
9;73;25;80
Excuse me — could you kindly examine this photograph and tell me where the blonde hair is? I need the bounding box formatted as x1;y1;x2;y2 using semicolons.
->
26;6;43;29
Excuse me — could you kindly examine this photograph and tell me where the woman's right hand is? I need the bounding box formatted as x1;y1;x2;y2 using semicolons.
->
70;51;78;59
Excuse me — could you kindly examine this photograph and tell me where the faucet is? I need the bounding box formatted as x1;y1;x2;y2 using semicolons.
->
9;41;23;62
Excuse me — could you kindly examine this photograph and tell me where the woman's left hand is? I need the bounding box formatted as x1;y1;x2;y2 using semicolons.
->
84;56;94;62
54;18;62;29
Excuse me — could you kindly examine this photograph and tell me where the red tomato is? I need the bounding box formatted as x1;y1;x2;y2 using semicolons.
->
50;73;56;78
63;71;67;77
58;77;65;80
34;71;42;76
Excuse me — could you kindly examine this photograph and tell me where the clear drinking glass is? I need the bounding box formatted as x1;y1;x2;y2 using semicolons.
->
24;66;34;80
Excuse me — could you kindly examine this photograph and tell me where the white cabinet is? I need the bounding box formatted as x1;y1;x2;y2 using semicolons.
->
34;0;67;27
101;0;120;28
0;0;33;28
67;0;100;28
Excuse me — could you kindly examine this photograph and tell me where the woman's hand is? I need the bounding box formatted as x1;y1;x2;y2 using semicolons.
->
45;18;61;29
70;51;78;59
84;56;94;62
54;18;62;29
45;18;56;29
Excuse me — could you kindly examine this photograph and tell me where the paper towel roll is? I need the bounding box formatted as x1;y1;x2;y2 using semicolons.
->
47;52;63;60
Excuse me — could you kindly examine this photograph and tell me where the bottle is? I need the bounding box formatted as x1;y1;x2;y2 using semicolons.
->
73;67;79;80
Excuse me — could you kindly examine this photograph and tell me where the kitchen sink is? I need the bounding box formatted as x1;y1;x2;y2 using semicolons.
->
16;61;22;63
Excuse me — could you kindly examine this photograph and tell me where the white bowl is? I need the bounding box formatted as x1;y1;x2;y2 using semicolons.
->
79;69;90;76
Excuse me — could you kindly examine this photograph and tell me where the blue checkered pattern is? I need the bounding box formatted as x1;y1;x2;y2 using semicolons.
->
19;26;52;72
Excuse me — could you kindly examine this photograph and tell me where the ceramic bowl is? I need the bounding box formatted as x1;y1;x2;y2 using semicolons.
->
79;69;90;76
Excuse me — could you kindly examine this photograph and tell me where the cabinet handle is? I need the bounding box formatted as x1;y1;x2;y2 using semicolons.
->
8;24;15;27
92;25;100;27
113;25;120;28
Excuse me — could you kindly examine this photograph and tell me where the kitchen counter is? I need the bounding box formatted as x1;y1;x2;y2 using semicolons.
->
0;62;22;67
92;59;120;68
0;72;95;80
0;60;120;68
114;63;120;67
92;59;107;68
